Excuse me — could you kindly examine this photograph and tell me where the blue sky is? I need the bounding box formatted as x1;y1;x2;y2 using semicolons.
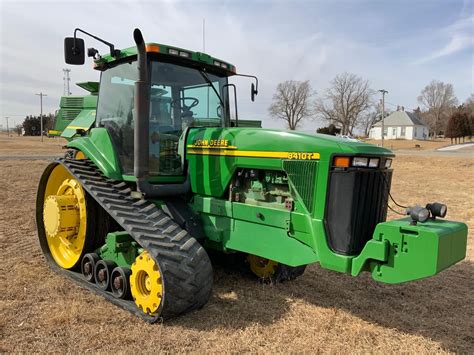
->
0;0;472;131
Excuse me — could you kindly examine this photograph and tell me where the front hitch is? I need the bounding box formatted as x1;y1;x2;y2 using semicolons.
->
351;218;467;284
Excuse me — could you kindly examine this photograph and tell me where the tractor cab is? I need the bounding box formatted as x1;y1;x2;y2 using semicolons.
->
95;57;231;176
63;28;256;181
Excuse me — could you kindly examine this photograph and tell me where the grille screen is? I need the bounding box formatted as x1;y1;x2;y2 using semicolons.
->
62;109;82;120
283;160;318;212
325;169;392;255
61;97;84;108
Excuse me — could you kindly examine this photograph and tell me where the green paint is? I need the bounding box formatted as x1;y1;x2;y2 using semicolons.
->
96;42;236;73
364;218;468;283
99;232;139;267
50;85;98;137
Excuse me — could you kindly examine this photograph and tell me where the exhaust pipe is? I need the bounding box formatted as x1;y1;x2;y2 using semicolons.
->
133;28;190;198
133;28;149;180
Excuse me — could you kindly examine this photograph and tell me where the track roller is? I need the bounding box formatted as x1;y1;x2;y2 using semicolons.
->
81;253;99;282
111;267;132;299
94;260;116;290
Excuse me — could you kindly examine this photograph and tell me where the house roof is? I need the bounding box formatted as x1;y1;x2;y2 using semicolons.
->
373;110;428;127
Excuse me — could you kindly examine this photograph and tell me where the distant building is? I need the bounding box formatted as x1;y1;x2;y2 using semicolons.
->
369;106;429;140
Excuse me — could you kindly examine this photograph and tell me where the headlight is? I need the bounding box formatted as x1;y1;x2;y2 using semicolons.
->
368;158;379;168
352;157;368;167
385;158;392;169
426;202;447;218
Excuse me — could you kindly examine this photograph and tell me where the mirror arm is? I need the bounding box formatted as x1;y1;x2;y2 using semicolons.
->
73;28;121;57
233;73;258;94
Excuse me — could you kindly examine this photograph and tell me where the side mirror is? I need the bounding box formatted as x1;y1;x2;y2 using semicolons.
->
64;37;85;65
251;83;258;102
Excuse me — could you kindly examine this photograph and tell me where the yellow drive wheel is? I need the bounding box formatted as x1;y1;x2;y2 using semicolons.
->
42;164;87;269
130;251;164;316
247;254;279;279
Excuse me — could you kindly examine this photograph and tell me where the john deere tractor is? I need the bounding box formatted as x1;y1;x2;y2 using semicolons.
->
37;28;467;321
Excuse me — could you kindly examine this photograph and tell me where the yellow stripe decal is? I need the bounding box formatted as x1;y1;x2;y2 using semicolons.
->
66;125;89;130
187;149;320;160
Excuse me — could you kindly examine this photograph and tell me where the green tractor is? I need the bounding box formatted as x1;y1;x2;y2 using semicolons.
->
37;28;467;321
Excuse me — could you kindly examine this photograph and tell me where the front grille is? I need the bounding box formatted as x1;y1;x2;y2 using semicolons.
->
283;160;318;213
325;168;392;255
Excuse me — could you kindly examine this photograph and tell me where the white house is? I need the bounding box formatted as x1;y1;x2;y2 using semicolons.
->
369;107;429;140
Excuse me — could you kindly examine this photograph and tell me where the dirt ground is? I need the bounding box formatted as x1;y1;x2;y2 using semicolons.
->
0;137;473;352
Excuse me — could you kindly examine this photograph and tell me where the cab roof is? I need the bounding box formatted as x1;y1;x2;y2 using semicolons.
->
94;42;236;75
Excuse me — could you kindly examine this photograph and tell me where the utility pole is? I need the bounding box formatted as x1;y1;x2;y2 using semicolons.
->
63;68;71;95
378;89;388;147
36;92;47;142
6;116;9;137
202;18;206;52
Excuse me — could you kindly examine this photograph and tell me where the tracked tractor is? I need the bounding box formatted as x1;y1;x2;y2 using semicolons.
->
36;28;468;321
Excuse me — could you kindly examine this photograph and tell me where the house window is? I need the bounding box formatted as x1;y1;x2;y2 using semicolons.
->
401;127;406;137
392;128;396;136
383;127;388;136
414;127;417;136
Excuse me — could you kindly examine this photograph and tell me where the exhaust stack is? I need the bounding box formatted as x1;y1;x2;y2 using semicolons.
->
133;28;190;198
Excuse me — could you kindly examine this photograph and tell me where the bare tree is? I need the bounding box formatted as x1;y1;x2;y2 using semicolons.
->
314;72;373;135
359;103;390;137
417;80;458;137
269;80;315;130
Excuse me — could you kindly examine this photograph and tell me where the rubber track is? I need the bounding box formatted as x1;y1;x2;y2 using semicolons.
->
44;158;213;322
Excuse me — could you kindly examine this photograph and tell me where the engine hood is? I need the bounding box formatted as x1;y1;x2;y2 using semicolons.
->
186;127;393;162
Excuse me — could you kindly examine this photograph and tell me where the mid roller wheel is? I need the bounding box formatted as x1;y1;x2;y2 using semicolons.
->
111;267;132;299
81;253;99;282
94;260;116;291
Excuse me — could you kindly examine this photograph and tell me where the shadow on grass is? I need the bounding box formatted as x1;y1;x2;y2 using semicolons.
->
173;258;474;352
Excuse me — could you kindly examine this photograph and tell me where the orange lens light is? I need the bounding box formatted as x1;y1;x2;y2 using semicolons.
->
146;44;160;53
334;157;350;167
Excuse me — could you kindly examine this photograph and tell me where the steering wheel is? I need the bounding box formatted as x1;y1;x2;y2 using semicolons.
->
171;97;199;111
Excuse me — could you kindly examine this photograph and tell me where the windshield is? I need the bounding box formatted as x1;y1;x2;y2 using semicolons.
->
96;60;229;176
150;61;229;130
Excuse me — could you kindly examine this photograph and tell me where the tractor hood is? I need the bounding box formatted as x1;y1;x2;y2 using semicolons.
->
186;127;393;162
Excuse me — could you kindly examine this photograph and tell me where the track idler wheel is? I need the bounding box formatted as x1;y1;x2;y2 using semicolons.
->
94;260;116;291
111;267;132;299
130;251;163;316
81;253;99;282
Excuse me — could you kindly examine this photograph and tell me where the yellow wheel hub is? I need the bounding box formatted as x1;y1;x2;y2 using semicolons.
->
43;164;87;269
247;254;279;279
130;251;163;315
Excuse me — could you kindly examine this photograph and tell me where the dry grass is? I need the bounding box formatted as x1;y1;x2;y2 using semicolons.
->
364;138;453;151
0;138;473;352
0;132;66;156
